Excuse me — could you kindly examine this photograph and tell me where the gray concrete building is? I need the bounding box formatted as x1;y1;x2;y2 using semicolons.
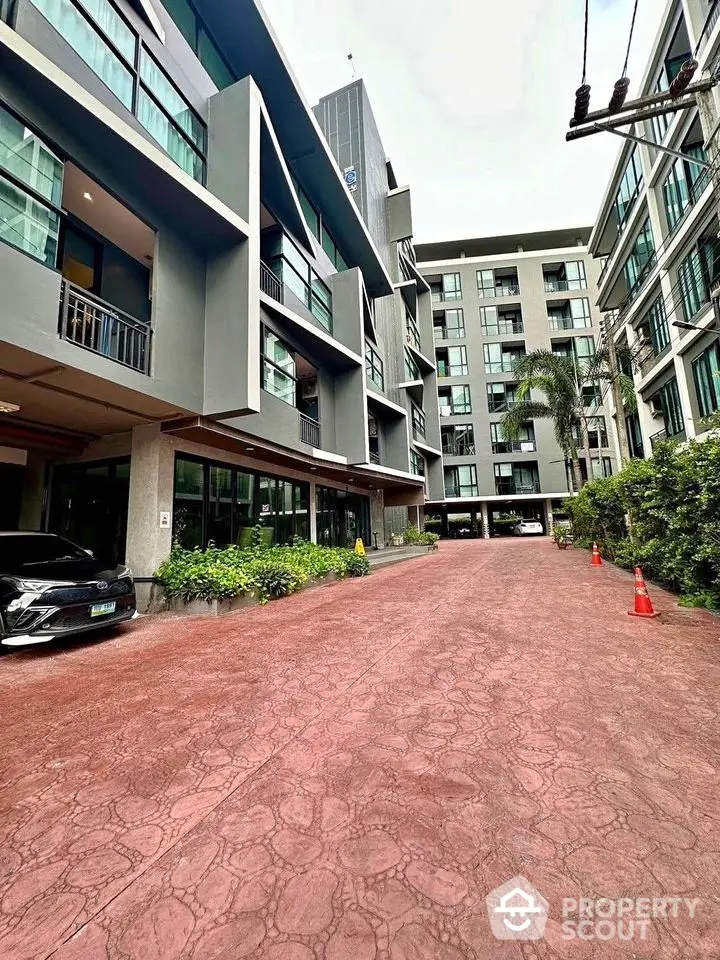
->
0;0;427;606
314;80;444;536
588;0;720;455
416;229;618;537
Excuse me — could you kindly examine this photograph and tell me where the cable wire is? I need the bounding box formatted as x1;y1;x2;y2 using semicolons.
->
622;0;640;78
582;0;590;84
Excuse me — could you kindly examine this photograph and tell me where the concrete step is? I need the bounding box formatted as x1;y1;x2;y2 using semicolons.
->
367;545;435;569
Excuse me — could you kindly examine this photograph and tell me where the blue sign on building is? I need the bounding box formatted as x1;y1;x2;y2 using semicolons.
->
344;166;357;192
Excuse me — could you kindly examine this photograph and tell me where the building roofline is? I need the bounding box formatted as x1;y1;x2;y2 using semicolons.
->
415;227;593;263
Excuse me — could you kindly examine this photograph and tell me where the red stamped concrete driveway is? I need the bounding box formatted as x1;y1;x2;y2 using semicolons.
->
1;539;719;959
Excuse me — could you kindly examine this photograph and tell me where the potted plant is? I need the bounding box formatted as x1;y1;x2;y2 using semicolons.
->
553;524;570;550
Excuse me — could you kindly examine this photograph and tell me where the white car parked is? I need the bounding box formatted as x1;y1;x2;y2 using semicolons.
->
513;520;544;536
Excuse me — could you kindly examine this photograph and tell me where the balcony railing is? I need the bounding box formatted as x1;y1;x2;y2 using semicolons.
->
299;413;320;448
442;442;476;456
544;279;587;293
485;358;523;374
439;404;472;417
696;0;720;57
482;320;524;336
369;449;381;465
431;291;462;303
491;441;537;454
548;315;590;331
59;281;151;374
650;428;668;449
433;326;465;341
260;260;283;303
437;362;468;377
444;485;479;498
487;398;518;413
495;479;541;495
479;284;520;299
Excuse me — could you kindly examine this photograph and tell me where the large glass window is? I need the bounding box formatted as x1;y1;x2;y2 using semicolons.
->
316;487;370;548
487;382;518;412
613;147;644;231
441;272;462;300
623;219;655;292
656;377;684;437
548;297;592;330
365;340;384;390
439;384;472;415
262;328;297;406
29;0;134;109
411;404;426;440
157;0;235;90
663;157;690;231
173;455;309;549
444;465;478;498
645;296;670;354
480;305;523;335
483;343;525;373
692;342;720;419
677;245;716;322
139;50;205;153
433;308;465;340
0;174;60;266
266;232;333;332
404;349;421;381
0;105;63;206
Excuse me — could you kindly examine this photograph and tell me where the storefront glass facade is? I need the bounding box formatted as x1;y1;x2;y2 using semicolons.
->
316;486;370;548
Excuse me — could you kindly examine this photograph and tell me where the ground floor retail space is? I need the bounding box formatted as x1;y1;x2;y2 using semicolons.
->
0;420;423;607
425;498;570;539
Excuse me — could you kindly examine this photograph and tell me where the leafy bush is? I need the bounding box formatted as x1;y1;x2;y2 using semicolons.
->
344;552;371;577
155;541;371;604
565;435;720;607
403;525;440;546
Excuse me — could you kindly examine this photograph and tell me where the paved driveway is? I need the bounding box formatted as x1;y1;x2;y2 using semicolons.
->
0;539;719;959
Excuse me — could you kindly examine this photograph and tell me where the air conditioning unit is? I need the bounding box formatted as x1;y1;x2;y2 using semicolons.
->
649;397;664;418
301;378;318;399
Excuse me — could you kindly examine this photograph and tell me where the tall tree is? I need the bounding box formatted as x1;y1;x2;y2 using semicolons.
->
501;349;636;490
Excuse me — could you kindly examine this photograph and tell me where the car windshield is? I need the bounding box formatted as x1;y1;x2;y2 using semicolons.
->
0;535;88;575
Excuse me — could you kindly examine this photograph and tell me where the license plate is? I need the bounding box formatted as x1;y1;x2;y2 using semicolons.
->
90;601;116;618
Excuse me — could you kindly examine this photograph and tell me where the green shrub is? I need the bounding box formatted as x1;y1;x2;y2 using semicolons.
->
403;524;440;546
565;435;720;607
155;541;372;603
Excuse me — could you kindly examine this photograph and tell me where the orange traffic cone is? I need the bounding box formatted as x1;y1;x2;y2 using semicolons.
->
628;567;658;618
590;542;603;567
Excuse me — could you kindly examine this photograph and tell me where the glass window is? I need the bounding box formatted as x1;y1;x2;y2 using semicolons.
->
446;345;468;375
262;328;296;406
442;272;462;300
207;464;233;546
404;350;420;381
663;157;690;231
446;384;472;414
173;457;205;549
646;296;670;353
477;269;495;297
234;470;255;543
678;247;709;321
29;0;134;109
365;340;384;390
137;90;204;182
406;308;421;350
0;105;63;205
198;28;235;90
0;173;60;266
564;261;587;290
411;404;426;439
657;377;684;436
296;184;320;240
623;218;655;292
692;342;720;419
573;336;595;361
445;308;464;338
445;465;478;498
77;0;135;62
613;147;644;230
139;50;205;153
410;451;425;476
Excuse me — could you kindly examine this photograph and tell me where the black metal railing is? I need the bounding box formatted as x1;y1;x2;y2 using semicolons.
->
442;442;476;456
494;479;541;495
299;413;320;447
544;279;587;293
59;282;151;374
369;449;381;465
650;428;668;449
482;319;524;335
695;0;720;57
260;260;283;302
491;441;537;454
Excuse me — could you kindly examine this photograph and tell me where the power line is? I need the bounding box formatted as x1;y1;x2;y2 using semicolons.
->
622;0;639;79
582;0;590;86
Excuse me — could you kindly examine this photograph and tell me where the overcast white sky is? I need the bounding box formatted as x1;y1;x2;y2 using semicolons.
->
261;0;665;242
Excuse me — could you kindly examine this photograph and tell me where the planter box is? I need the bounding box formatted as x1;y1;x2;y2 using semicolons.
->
164;572;343;618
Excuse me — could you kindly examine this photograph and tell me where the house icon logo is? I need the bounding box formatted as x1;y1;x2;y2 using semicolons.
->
486;876;548;940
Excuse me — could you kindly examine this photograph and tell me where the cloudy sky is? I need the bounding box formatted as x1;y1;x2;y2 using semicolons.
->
261;0;665;242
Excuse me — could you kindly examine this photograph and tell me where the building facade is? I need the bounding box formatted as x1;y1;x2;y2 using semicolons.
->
0;0;427;606
315;80;444;534
588;0;720;456
416;230;617;537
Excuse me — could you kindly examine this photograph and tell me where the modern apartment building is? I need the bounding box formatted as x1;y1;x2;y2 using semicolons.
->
588;0;720;456
315;80;443;525
416;230;617;537
0;0;428;606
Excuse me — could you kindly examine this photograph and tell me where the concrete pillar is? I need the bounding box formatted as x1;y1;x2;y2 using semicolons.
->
480;502;490;540
309;481;317;543
370;489;385;549
125;424;175;611
19;453;47;530
544;499;554;535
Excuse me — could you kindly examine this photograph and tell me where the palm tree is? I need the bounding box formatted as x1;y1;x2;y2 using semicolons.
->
501;349;636;490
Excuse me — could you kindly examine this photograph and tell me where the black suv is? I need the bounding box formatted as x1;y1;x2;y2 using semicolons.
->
0;532;136;648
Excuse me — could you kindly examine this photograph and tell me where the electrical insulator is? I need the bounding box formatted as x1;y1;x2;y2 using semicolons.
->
669;59;698;98
608;77;630;112
573;84;591;124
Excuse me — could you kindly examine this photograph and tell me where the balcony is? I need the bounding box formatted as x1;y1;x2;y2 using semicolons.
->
491;440;537;454
299;413;320;447
485;359;522;374
260;260;283;302
444;484;479;498
482;318;524;336
487;397;519;413
442;442;476;456
544;279;577;293
59;282;151;374
431;290;461;303
495;479;541;495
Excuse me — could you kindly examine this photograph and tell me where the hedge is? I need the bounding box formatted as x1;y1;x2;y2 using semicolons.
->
155;539;370;604
565;434;720;608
